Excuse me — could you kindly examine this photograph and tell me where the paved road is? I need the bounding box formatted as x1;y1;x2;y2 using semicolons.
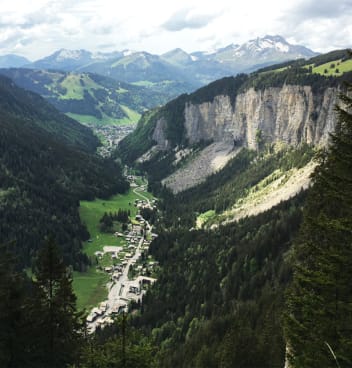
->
133;186;151;205
107;235;143;307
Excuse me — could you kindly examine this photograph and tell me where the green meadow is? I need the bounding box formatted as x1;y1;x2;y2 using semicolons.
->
306;59;352;76
73;268;108;312
59;74;101;100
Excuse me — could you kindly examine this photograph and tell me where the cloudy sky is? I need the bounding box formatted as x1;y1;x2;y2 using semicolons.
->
1;0;351;60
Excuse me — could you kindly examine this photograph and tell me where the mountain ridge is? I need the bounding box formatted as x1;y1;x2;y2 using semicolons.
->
2;35;317;95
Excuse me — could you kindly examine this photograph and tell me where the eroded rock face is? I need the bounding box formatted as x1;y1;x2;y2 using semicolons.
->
179;85;338;149
145;85;339;194
152;117;169;150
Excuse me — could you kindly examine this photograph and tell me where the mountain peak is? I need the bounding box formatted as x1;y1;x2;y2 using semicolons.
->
0;54;30;68
161;48;192;66
54;48;91;61
163;48;188;55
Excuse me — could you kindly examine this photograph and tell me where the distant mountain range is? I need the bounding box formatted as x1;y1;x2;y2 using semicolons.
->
0;36;319;126
1;35;318;92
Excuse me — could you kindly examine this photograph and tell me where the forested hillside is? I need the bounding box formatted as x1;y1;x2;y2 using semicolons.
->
0;75;99;150
0;76;129;268
0;69;169;125
136;194;305;367
118;144;309;367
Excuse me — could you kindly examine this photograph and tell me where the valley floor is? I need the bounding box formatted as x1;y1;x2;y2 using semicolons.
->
73;177;157;328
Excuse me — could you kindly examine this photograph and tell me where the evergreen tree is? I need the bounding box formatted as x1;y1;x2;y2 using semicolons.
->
285;82;352;367
29;238;84;368
78;315;155;368
0;243;27;368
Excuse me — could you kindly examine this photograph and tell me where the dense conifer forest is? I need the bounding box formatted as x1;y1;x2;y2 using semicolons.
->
0;76;129;268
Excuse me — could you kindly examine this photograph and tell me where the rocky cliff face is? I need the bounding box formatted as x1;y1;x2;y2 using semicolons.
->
179;85;339;149
152;117;170;149
137;84;339;194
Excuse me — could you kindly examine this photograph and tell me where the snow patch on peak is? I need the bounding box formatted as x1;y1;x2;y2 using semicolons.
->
56;49;85;61
123;49;134;57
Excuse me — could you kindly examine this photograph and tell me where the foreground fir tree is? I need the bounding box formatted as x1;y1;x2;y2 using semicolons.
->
28;238;84;368
285;82;352;367
77;315;156;368
0;243;28;368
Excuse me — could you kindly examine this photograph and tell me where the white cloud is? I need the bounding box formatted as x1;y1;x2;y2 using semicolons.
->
0;0;351;59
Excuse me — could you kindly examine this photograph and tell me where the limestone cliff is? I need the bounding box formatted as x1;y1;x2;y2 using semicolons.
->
182;85;338;149
152;117;170;150
150;84;339;194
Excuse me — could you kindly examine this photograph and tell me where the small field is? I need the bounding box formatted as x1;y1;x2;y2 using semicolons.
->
259;58;352;77
73;268;109;312
73;182;154;311
79;189;139;257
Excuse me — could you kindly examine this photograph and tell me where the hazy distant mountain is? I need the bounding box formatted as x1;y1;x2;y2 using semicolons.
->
0;54;30;68
28;48;123;71
209;35;318;71
75;50;200;96
161;48;193;67
22;35;318;94
78;51;191;83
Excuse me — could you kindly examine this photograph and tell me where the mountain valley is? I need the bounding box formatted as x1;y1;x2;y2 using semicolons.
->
1;24;352;367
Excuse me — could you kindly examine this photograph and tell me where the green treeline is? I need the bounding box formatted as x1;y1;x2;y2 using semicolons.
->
284;83;352;366
99;210;130;232
257;49;351;73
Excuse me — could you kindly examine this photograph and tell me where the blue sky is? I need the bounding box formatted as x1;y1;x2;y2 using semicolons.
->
0;0;351;60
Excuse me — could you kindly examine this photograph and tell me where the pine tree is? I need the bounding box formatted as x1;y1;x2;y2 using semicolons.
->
0;243;27;368
285;81;352;367
28;238;84;368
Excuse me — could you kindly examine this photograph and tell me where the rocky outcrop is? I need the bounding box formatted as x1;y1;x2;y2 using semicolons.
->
174;85;339;149
162;142;240;193
152;117;170;150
